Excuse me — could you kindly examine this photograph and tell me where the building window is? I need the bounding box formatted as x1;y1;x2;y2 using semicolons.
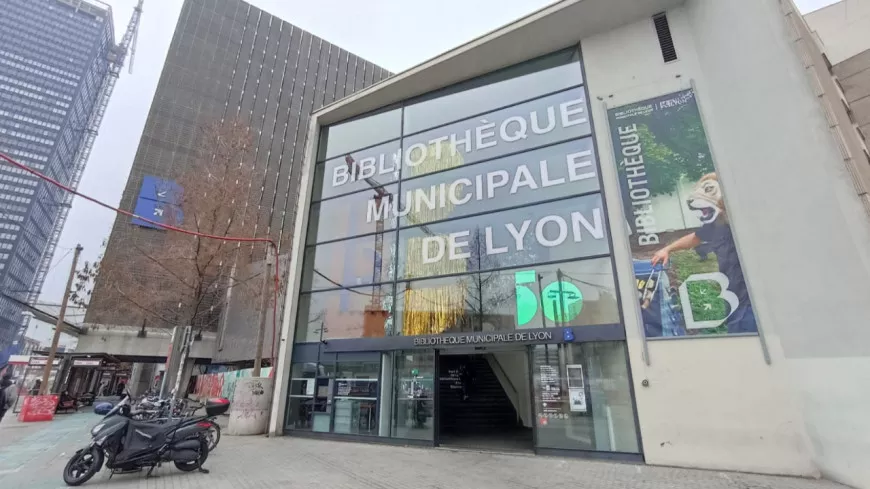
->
301;232;396;291
286;355;381;436
286;362;334;431
402;49;583;135
306;185;398;245
317;107;401;161
402;87;591;180
389;350;434;440
313;139;401;201
295;284;394;342
333;360;380;435
532;342;639;453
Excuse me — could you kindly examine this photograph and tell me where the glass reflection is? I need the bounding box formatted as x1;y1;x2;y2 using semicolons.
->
391;351;435;440
397;194;610;279
295;284;394;342
480;258;620;332
306;185;398;244
319;107;401;161
532;342;639;453
401;88;591;180
397;138;599;227
395;275;481;336
313;139;401;201
404;50;583;134
301;233;396;291
392;258;619;337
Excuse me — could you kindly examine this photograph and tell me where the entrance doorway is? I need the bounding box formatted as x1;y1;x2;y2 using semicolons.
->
437;350;533;452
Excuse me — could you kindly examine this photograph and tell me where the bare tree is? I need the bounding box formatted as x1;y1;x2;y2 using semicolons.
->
70;239;105;309
90;118;269;331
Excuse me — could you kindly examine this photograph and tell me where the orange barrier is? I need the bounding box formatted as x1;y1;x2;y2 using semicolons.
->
18;395;59;422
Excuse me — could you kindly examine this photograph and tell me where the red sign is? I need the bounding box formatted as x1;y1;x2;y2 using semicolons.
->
18;395;59;422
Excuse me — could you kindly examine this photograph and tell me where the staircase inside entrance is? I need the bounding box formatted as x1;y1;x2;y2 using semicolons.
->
438;354;532;451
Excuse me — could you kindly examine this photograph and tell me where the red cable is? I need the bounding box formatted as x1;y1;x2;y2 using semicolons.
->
0;152;281;369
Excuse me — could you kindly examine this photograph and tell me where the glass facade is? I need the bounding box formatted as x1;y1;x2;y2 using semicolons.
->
532;342;638;453
287;48;640;456
0;0;115;363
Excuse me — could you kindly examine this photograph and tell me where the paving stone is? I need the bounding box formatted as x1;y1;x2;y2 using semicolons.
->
0;413;850;489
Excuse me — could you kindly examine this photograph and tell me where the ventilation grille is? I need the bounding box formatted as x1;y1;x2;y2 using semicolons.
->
653;13;678;62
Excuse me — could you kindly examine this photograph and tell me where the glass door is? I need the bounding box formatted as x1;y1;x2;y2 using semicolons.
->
333;360;380;436
391;350;435;441
529;342;640;454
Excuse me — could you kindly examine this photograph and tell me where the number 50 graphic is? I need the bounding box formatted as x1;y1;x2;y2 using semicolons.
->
514;270;584;327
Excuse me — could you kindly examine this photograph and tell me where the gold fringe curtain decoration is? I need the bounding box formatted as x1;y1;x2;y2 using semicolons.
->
402;283;468;335
402;140;467;336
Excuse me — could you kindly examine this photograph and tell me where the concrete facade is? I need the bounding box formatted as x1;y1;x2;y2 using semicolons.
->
270;0;870;487
805;0;870;64
74;325;215;362
806;0;870;174
584;3;822;477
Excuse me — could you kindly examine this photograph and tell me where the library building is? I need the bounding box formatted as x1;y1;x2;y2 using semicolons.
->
270;1;870;487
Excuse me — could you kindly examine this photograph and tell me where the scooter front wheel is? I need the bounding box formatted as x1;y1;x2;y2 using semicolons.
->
63;447;103;486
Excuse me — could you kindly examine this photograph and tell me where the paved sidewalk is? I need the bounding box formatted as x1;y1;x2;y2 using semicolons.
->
0;413;851;489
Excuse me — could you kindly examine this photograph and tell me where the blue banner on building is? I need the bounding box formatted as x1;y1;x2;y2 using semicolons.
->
131;176;183;229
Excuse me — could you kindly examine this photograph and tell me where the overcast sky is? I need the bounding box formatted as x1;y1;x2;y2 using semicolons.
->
37;0;839;307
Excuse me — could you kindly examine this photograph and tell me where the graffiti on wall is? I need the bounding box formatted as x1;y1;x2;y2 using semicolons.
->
192;367;273;402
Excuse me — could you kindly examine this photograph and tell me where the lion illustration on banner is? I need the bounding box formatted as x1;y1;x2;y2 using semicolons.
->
651;173;757;334
686;173;725;225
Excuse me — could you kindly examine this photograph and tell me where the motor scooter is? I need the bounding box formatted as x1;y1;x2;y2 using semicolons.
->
62;391;230;486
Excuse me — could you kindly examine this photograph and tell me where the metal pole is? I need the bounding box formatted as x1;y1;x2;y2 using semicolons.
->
159;326;177;398
556;269;566;325
537;274;547;329
171;326;191;414
253;248;272;376
39;244;82;395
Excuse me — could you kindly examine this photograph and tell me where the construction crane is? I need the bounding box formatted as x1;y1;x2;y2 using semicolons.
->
344;155;391;314
342;155;437;337
28;0;144;309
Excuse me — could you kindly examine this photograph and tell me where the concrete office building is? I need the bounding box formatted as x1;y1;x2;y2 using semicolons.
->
0;0;115;364
806;0;870;147
269;0;870;487
85;0;390;364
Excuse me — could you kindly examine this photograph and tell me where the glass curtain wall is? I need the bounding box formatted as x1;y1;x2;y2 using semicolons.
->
288;48;640;453
296;48;625;345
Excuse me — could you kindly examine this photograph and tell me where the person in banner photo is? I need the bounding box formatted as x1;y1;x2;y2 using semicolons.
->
607;89;758;338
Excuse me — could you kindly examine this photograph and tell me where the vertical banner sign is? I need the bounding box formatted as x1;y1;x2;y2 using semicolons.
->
607;89;758;338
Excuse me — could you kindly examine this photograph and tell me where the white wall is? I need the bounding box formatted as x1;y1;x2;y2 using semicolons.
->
489;351;532;427
586;0;870;484
583;4;820;477
805;0;870;64
686;1;870;486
